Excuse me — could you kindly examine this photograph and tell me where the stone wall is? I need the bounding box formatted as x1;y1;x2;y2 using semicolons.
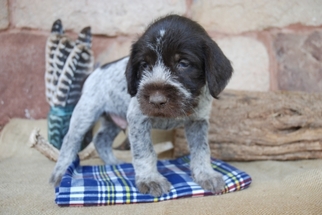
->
1;0;322;130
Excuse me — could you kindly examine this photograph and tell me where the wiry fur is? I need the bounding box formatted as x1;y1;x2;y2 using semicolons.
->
50;15;233;197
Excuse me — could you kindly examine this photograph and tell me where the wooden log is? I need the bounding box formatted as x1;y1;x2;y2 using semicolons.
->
174;90;322;161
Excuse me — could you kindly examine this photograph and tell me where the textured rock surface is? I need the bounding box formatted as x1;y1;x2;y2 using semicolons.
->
11;0;187;36
217;36;270;91
95;38;133;65
191;0;322;34
0;31;49;129
274;31;322;92
0;0;9;30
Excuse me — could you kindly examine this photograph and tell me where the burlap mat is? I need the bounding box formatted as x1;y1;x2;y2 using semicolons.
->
0;118;321;214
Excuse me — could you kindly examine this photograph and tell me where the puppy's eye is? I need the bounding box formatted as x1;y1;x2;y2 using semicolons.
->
177;60;190;69
140;61;149;70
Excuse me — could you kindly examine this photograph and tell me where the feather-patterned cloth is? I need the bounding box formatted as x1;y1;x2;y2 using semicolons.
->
45;19;93;149
52;27;93;106
45;19;65;106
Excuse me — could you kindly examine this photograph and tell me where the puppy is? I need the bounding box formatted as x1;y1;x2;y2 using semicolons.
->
50;15;233;197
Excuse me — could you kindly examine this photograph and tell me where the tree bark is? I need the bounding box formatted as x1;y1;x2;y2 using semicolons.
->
174;90;322;161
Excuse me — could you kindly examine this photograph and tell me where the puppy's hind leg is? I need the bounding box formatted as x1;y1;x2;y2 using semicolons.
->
50;97;104;187
94;115;122;165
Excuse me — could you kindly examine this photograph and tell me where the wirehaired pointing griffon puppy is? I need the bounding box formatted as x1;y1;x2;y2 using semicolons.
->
50;15;233;197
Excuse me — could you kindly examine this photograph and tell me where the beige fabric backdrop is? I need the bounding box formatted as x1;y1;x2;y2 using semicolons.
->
0;118;321;214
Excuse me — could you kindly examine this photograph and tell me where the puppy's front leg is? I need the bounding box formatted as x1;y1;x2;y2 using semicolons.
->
185;120;225;194
127;110;171;196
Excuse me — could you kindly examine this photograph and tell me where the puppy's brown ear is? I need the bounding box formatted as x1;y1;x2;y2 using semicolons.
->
125;44;140;97
125;59;137;97
204;39;233;99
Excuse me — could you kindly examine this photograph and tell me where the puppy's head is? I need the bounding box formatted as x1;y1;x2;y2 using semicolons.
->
126;15;233;118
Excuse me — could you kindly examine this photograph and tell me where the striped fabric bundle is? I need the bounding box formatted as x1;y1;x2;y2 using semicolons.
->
47;105;75;149
45;19;93;107
45;19;93;149
55;156;252;206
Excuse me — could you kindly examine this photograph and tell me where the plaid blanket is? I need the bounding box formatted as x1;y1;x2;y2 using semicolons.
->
55;156;252;206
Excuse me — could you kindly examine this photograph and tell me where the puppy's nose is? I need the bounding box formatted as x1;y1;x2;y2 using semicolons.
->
149;91;167;106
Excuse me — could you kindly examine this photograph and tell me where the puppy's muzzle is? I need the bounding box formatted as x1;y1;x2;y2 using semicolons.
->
149;91;168;107
138;82;193;118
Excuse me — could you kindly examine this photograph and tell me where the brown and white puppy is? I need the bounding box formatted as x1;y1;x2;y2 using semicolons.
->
50;15;233;197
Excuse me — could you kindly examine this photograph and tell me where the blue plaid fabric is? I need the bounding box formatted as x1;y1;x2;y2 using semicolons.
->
55;156;252;206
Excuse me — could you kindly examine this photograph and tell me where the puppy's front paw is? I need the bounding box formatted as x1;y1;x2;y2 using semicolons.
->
193;170;225;194
136;174;171;197
49;165;68;187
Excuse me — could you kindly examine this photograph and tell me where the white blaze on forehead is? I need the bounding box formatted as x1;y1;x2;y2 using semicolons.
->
139;61;191;99
148;29;166;52
158;29;165;43
159;29;165;37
